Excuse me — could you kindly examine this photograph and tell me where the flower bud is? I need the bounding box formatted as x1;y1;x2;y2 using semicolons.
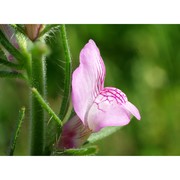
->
25;24;43;41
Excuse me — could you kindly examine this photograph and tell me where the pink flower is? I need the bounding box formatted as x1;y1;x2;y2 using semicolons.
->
58;39;141;149
72;39;141;132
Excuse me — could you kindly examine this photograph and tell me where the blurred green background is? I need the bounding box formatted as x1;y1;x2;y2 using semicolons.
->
0;24;180;155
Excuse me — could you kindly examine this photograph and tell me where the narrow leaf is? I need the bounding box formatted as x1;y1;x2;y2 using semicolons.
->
31;87;62;127
11;24;26;36
59;24;72;120
0;58;24;69
39;24;60;38
0;71;25;79
0;30;25;63
54;146;98;156
8;107;25;155
86;126;122;144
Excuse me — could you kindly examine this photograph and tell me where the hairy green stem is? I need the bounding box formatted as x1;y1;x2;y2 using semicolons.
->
59;25;72;120
30;43;47;155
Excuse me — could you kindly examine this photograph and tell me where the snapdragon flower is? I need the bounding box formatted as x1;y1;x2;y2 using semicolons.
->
72;39;141;132
58;39;141;149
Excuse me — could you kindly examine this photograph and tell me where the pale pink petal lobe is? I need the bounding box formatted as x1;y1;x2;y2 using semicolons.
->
123;101;141;120
86;87;140;132
72;39;106;123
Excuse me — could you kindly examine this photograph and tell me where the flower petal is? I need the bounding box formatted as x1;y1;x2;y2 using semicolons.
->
122;101;141;120
72;39;106;124
86;87;138;132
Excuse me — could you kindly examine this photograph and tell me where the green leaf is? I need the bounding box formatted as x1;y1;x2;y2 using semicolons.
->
0;71;25;79
0;30;26;63
58;25;72;121
39;24;61;38
11;24;26;36
54;146;98;156
0;58;24;70
86;126;122;144
8;107;25;155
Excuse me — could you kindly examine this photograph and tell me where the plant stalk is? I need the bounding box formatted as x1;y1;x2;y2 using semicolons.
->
30;43;47;155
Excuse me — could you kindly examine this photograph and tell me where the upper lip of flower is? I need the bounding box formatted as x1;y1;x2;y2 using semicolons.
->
72;39;141;132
